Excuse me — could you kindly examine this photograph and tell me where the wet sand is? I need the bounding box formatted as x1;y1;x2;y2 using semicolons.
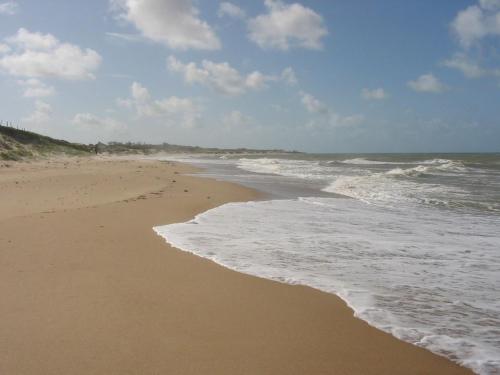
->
0;157;471;374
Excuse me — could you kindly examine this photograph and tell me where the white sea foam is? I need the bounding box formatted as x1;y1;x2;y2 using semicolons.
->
338;157;461;166
385;165;430;177
152;154;500;373
237;158;328;180
322;173;457;207
238;157;468;182
340;157;402;165
154;197;500;374
383;160;468;176
235;157;473;209
422;158;459;165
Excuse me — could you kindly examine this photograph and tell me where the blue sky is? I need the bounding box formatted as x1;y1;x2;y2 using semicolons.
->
0;0;499;152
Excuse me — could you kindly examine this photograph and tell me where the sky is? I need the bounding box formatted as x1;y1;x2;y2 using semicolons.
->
0;0;499;153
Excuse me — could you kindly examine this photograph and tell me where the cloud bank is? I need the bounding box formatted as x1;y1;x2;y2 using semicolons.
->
248;0;328;50
111;0;221;50
408;73;447;93
117;81;201;128
0;28;101;80
167;56;294;96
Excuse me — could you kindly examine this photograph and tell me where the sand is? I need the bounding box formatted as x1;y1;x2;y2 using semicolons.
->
0;157;471;374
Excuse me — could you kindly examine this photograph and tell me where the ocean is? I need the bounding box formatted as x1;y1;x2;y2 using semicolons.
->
152;153;500;374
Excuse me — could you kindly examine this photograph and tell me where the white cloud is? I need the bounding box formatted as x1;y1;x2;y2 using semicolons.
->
248;0;328;50
361;87;388;100
167;56;288;96
245;71;270;90
300;91;364;128
72;113;126;132
18;78;55;98
450;4;500;48
0;28;102;80
0;43;10;53
281;67;298;85
300;91;327;113
451;6;486;47
105;31;144;43
479;0;500;11
117;82;201;128
23;100;52;124
0;1;18;15
131;81;151;102
443;53;483;78
407;73;447;93
446;2;500;85
443;53;500;80
6;28;58;50
110;0;221;50
115;97;133;108
218;2;246;19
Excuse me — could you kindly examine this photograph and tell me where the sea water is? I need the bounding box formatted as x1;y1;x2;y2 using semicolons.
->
153;154;500;374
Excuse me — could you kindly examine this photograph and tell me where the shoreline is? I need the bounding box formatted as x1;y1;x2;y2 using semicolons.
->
0;157;471;374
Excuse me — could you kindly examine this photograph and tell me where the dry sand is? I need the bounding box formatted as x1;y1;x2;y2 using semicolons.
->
0;157;471;374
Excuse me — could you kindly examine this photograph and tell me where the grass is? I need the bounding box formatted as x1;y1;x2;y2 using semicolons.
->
0;123;299;161
0;124;91;160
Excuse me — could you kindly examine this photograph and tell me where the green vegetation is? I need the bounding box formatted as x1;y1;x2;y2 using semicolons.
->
0;123;298;161
102;141;295;155
0;124;91;160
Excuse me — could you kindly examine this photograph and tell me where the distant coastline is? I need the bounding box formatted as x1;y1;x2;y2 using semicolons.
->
0;123;300;161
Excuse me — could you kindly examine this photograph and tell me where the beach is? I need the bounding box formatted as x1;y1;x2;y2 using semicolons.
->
0;157;471;374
